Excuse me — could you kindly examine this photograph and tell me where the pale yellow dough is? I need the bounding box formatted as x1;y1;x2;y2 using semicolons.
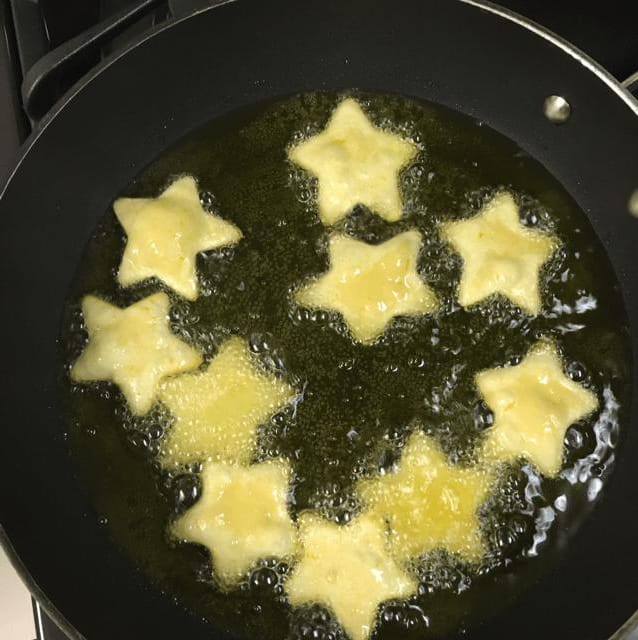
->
477;340;598;477
295;231;438;344
114;175;242;300
159;337;296;466
172;459;296;586
441;192;556;315
358;432;492;563
288;98;417;225
286;513;417;640
71;292;202;415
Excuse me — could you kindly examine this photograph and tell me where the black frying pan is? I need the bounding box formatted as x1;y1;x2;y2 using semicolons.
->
2;1;638;639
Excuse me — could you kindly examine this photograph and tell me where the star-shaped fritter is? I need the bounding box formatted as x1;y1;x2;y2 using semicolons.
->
358;432;492;563
288;98;417;225
71;292;202;415
441;192;556;315
477;340;598;476
159;337;296;466
295;231;438;344
173;459;296;586
114;176;242;300
286;513;417;640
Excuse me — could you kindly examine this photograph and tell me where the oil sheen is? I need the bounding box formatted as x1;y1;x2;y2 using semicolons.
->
59;92;631;639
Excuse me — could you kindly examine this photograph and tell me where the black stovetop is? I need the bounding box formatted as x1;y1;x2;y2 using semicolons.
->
1;1;637;639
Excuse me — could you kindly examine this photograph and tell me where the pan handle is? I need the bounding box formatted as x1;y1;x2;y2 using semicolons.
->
622;71;638;99
21;0;166;124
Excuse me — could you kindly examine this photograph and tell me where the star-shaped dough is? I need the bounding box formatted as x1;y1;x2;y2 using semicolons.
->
71;292;202;415
286;513;417;640
159;337;296;466
441;192;556;315
358;432;492;563
172;459;296;586
477;340;598;477
295;231;438;344
288;98;417;225
114;176;242;300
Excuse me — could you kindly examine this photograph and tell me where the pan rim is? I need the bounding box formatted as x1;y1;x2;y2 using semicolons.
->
462;0;638;116
0;525;84;640
2;0;638;203
0;0;236;200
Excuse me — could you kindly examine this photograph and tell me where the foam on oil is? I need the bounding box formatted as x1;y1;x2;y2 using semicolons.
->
59;92;630;639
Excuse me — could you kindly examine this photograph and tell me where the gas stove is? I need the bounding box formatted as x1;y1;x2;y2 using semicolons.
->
0;1;637;639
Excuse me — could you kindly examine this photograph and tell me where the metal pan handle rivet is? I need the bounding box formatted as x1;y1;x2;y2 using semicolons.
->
628;189;638;217
543;95;571;124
